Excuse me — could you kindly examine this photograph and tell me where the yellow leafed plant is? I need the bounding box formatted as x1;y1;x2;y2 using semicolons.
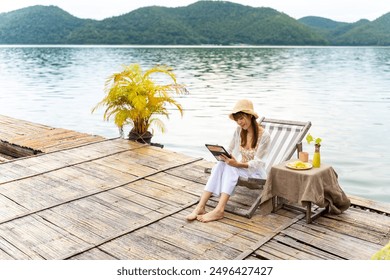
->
371;241;390;260
92;64;188;143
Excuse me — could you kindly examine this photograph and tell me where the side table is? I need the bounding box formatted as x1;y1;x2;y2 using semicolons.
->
259;160;350;223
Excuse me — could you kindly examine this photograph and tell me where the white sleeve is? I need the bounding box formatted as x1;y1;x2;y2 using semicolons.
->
247;130;271;173
227;126;241;157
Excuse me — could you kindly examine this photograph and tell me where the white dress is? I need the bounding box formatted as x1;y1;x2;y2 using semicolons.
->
204;126;271;196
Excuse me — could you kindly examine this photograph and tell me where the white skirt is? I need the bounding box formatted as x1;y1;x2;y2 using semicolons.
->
205;161;265;196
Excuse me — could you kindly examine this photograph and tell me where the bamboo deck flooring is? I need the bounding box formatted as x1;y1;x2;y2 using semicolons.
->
0;116;389;260
0;115;104;158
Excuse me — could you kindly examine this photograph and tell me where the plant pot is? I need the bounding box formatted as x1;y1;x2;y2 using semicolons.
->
128;130;153;144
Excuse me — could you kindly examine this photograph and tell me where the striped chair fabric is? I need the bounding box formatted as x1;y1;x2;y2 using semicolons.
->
261;118;312;174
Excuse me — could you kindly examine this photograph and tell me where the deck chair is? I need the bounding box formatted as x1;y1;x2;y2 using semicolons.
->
207;117;311;218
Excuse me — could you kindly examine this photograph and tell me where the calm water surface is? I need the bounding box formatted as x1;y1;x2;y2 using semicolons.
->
0;46;389;203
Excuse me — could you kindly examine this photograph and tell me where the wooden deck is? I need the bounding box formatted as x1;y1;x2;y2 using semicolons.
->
0;115;389;260
0;115;104;158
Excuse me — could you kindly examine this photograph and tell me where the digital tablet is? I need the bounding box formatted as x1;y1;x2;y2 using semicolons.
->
205;144;231;161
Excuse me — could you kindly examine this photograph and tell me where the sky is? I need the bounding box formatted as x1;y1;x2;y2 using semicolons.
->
0;0;389;23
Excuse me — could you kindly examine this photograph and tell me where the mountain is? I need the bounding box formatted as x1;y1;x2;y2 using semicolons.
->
299;16;349;31
332;13;390;45
0;5;86;44
0;1;325;45
66;1;325;45
66;6;200;44
299;13;390;45
0;1;389;45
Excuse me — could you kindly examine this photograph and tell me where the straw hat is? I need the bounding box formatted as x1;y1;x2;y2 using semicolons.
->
229;99;259;120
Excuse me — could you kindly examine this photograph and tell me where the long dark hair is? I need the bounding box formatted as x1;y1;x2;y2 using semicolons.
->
232;112;260;148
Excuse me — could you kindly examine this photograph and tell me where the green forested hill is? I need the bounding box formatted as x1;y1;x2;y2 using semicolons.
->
0;1;389;45
332;13;390;45
0;5;85;44
68;1;325;45
299;13;390;45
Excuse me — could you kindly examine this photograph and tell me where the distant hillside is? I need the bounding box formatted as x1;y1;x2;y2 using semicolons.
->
0;5;85;44
67;1;325;45
332;13;390;45
1;1;389;45
299;16;348;31
299;13;390;45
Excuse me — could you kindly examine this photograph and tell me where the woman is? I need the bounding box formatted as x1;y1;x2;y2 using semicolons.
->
186;99;271;222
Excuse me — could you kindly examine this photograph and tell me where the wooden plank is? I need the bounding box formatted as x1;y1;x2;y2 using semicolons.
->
137;219;213;257
37;206;106;243
70;161;138;187
91;190;167;218
126;179;199;208
0;162;38;180
111;187;180;216
0;150;201;221
99;217;243;260
0;169;21;183
0;139;144;186
165;212;260;253
0;236;32;260
0;194;28;221
165;161;213;184
256;240;323;260
0;164;134;223
235;213;306;260
0;179;60;210
349;194;390;215
37;196;152;244
69;248;117;260
33;173;94;203
36;182;196;249
281;222;383;259
0;115;105;154
99;230;194;259
93;154;157;177
69;138;140;156
9;129;80;146
271;235;343;260
142;172;205;198
315;208;390;246
0;140;41;157
0;116;51;134
0;215;88;259
216;211;286;237
59;200;199;260
248;249;283;260
22;130;102;152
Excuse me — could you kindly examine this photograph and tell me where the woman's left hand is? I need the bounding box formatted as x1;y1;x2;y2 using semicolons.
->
220;154;239;167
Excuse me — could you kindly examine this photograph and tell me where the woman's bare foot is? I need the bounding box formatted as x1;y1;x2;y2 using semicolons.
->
186;207;206;221
197;209;224;223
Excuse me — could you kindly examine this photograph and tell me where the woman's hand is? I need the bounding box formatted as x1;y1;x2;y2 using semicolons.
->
220;154;239;167
220;154;249;168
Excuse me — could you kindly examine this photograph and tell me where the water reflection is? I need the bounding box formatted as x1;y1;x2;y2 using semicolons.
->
0;46;389;203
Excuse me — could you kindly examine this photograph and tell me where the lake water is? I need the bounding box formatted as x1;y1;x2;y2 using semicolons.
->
0;45;389;203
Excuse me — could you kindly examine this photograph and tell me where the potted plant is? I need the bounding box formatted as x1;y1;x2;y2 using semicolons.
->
93;63;187;144
306;133;322;146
